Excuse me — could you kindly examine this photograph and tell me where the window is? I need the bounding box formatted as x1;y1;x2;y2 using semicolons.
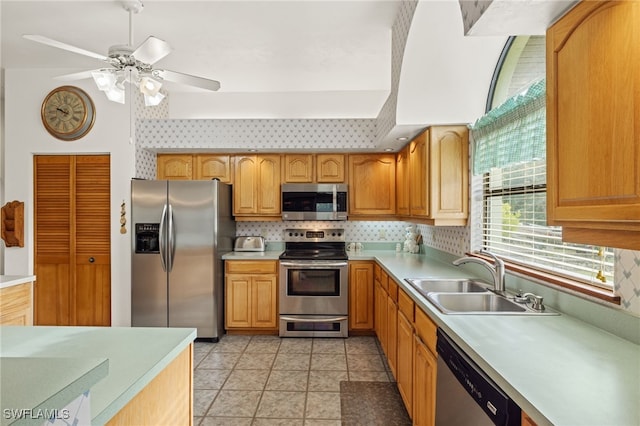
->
473;37;614;290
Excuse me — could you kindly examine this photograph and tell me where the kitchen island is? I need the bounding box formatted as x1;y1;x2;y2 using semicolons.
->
0;275;35;325
0;326;196;425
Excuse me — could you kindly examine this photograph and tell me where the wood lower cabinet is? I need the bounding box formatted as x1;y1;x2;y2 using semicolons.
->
547;0;640;249
348;154;396;217
396;308;414;417
348;261;375;331
225;260;278;330
106;344;193;425
413;306;438;426
0;282;33;325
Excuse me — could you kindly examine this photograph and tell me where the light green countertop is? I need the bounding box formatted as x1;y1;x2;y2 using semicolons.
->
1;357;108;426
0;275;36;290
354;250;640;426
0;326;196;425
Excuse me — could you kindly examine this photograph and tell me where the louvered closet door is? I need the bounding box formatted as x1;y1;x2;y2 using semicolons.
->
34;156;73;325
34;155;111;326
74;156;111;325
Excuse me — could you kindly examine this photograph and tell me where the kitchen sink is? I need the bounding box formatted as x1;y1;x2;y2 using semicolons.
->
425;293;559;315
404;278;491;296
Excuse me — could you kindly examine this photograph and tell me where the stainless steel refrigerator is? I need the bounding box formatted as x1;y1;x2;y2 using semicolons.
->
131;179;235;340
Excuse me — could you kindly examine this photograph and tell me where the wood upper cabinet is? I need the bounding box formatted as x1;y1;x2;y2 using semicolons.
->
225;260;278;329
284;154;313;183
233;155;281;218
396;146;410;217
547;0;640;250
195;154;233;182
157;154;193;180
316;154;346;183
283;153;346;183
348;154;396;217
408;126;469;225
348;261;375;331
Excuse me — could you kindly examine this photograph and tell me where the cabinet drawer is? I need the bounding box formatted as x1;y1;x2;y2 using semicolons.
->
397;288;414;322
415;307;437;356
225;260;277;274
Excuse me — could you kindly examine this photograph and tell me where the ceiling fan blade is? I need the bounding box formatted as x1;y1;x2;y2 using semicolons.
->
23;34;108;61
54;69;103;81
158;70;221;92
133;36;172;65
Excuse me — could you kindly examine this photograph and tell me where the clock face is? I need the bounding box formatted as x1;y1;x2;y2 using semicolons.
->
41;86;95;141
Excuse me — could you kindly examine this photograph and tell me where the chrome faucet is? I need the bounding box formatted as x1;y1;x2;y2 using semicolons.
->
452;250;505;294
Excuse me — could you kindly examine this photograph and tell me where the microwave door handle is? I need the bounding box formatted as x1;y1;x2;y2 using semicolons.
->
332;184;337;219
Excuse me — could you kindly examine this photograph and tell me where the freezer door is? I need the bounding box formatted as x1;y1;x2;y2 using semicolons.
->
131;180;169;327
167;180;218;337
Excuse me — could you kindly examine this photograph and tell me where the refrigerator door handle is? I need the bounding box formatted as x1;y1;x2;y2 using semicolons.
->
159;204;168;272
167;204;176;272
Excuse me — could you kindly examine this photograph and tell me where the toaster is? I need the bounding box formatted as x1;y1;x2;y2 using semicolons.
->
234;236;266;252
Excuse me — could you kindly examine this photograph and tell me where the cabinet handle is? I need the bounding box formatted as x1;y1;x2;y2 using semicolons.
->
88;257;95;263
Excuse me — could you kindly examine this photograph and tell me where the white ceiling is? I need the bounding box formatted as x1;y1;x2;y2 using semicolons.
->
1;0;398;118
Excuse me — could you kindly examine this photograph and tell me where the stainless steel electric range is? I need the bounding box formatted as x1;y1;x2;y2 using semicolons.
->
278;228;349;337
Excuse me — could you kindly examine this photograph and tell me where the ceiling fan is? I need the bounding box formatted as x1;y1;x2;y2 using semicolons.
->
23;0;220;106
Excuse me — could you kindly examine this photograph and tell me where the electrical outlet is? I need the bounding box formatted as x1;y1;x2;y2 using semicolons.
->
378;229;386;240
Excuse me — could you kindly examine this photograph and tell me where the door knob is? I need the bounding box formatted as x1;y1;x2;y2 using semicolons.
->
89;257;95;263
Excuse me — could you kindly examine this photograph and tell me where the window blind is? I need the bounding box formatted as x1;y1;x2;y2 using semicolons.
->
472;79;614;288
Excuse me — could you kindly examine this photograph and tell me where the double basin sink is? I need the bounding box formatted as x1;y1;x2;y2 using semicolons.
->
404;278;558;315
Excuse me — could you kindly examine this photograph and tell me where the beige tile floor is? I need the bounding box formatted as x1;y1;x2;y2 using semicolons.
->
193;334;393;425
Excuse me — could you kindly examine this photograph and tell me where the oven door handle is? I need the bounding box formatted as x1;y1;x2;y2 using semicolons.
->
280;316;348;323
280;261;348;269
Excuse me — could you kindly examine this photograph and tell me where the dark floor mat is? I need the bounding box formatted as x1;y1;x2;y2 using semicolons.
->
340;381;412;425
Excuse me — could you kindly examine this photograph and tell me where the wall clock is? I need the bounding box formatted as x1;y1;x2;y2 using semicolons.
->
41;86;96;141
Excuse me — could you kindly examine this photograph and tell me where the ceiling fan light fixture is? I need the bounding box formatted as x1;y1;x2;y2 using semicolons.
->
105;86;126;104
139;76;163;96
92;70;116;92
144;91;165;107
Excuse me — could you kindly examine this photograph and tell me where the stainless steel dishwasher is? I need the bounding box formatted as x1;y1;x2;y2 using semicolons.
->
435;329;521;426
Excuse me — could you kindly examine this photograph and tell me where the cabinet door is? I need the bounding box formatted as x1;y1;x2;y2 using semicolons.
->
396;310;414;417
349;261;375;331
374;281;387;354
413;334;437;426
386;294;398;378
0;283;33;325
348;154;396;216
396;146;410;217
284;154;313;183
257;155;282;215
429;126;469;222
157;155;193;180
252;276;277;328
547;0;640;247
233;156;258;214
409;131;428;217
225;275;252;328
316;154;346;183
195;155;232;183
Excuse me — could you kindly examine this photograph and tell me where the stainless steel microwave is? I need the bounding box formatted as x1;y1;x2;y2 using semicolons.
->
281;183;348;221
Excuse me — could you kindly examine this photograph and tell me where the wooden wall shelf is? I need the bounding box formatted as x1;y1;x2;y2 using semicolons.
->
1;201;24;247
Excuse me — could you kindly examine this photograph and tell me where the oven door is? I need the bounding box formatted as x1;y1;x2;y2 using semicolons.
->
279;260;348;315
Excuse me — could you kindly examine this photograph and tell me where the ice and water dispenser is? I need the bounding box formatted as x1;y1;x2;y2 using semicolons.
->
135;223;160;253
